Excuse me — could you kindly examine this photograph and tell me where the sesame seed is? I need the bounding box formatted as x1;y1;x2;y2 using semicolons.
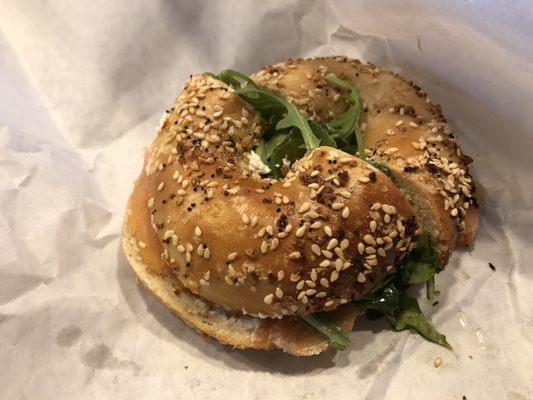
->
257;227;266;237
363;234;376;245
306;289;317;296
310;221;322;230
384;214;391;224
277;271;285;281
177;189;187;196
308;211;320;219
357;243;365;254
325;300;335;307
342;207;350;219
311;244;321;256
282;196;290;204
327;239;338;251
203;248;211;259
330;270;339;282
242;214;250;224
289;251;301;259
264;294;274;305
395;120;404;127
322;250;333;259
250;216;258;227
340;239;349;250
320;278;329;287
357;272;366;283
451;208;458;217
378;248;387;257
228;252;237;261
261;241;268;254
296;280;305;290
270;238;280;250
308;183;320;190
157;182;165;191
147;198;155;208
199;279;209;286
339;190;352;198
332;202;344;210
265;225;274;235
335;247;344;259
365;246;376;254
324;226;333;237
299;202;311;213
382;204;397;214
434;357;442;368
275;287;284;299
371;202;382;211
138;241;146;248
310;269;318;281
370;220;377;232
319;260;331;267
194;226;202;237
301;295;309;304
296;225;307;238
358;176;370;183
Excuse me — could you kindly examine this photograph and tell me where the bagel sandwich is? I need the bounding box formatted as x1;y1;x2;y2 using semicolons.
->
122;56;479;356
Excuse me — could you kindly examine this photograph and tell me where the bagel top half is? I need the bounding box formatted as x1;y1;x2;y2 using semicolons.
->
125;56;478;321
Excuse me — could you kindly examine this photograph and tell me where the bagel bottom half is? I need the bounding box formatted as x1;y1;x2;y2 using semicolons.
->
122;171;363;356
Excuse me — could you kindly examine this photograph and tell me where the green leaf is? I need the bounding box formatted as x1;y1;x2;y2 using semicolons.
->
400;233;442;284
389;292;452;349
266;131;306;178
309;121;337;147
363;284;400;316
209;69;256;89
298;313;350;351
426;276;440;301
237;86;320;150
323;74;365;159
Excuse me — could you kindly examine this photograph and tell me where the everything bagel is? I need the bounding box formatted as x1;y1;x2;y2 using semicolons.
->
123;56;479;355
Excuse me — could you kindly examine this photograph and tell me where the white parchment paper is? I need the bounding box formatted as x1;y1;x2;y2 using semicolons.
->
1;1;532;399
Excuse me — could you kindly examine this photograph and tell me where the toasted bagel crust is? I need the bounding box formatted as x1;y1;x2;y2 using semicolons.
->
141;71;418;317
123;170;363;356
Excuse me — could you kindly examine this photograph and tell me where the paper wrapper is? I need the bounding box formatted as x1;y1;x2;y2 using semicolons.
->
1;1;532;399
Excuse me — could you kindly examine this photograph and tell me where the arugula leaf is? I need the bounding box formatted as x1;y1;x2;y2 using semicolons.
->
324;74;365;159
309;121;337;148
298;313;350;351
400;233;441;284
426;276;440;301
265;131;306;178
209;69;256;90
236;86;320;150
389;292;452;349
363;284;400;316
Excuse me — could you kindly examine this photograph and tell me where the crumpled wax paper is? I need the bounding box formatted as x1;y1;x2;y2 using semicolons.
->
1;1;532;399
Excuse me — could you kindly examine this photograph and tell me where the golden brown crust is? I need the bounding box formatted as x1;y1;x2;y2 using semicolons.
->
123;171;363;356
141;73;418;318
